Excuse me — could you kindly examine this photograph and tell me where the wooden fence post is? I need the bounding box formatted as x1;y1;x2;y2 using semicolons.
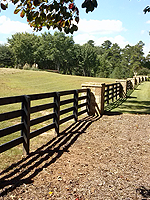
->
74;90;78;122
54;92;60;136
87;88;91;115
119;83;124;98
112;84;114;102
21;95;30;155
100;83;105;115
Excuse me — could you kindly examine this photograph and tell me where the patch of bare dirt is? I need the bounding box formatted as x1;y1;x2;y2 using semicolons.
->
0;113;150;199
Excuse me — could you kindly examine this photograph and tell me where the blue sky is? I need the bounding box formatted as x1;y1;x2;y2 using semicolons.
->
0;0;150;55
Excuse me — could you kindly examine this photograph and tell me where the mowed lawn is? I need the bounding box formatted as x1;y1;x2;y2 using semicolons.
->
0;68;115;97
112;81;150;114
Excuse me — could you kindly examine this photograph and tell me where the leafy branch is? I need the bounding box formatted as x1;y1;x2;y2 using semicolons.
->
0;0;98;34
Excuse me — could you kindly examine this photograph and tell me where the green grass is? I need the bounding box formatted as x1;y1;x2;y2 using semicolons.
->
112;82;150;114
0;68;115;97
0;68;116;170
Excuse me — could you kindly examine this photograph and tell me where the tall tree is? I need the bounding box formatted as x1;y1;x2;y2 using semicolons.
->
102;40;112;50
109;43;122;78
48;31;75;73
80;43;97;77
96;40;112;78
7;32;39;68
144;52;150;69
120;41;145;77
34;32;54;69
0;44;14;68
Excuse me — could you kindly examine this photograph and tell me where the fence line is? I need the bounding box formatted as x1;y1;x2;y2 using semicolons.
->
104;82;122;105
0;75;149;155
0;89;90;155
82;75;149;115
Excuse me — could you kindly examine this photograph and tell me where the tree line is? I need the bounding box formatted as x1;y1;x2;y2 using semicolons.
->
0;31;150;78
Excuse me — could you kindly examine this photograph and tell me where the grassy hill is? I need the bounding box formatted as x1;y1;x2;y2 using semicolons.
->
0;68;116;97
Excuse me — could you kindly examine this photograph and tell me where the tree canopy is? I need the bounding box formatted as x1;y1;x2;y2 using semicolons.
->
0;0;98;34
1;31;150;78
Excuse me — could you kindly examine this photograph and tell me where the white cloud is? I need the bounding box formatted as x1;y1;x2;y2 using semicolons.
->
74;34;129;49
73;33;96;45
146;20;150;24
96;35;129;48
73;19;128;48
0;15;32;34
77;19;126;35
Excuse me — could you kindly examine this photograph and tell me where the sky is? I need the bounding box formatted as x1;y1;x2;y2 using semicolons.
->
0;0;150;55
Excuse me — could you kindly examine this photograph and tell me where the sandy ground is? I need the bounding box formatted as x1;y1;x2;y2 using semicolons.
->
0;113;150;199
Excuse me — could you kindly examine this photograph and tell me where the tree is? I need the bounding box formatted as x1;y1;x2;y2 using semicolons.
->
8;32;39;68
109;43;122;78
0;44;14;67
97;54;112;78
96;40;113;78
101;40;112;50
48;31;75;73
120;41;145;78
34;32;54;69
144;52;150;69
80;43;98;76
0;0;97;34
87;40;95;47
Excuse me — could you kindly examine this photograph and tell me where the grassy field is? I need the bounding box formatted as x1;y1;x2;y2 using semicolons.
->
0;68;115;97
0;68;116;170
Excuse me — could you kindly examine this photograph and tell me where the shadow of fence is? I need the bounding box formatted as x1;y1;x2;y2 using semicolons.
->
136;186;150;199
0;115;100;197
104;88;135;113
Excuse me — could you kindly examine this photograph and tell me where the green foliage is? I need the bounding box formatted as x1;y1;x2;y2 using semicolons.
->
0;44;14;68
8;32;39;68
79;43;98;77
4;32;149;79
0;0;97;34
1;1;150;34
82;0;98;13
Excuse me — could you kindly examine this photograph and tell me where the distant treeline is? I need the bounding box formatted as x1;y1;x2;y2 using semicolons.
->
0;31;150;78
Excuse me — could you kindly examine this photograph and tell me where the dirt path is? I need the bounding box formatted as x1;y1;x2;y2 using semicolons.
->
0;113;150;199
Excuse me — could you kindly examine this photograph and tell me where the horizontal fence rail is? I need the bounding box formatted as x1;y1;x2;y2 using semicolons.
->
104;83;122;105
0;89;90;155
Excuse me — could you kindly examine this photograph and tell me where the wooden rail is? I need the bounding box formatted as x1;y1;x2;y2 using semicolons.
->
0;89;90;155
104;83;122;105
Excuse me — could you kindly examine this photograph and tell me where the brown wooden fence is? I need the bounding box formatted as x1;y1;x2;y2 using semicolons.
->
0;89;90;155
104;82;122;105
